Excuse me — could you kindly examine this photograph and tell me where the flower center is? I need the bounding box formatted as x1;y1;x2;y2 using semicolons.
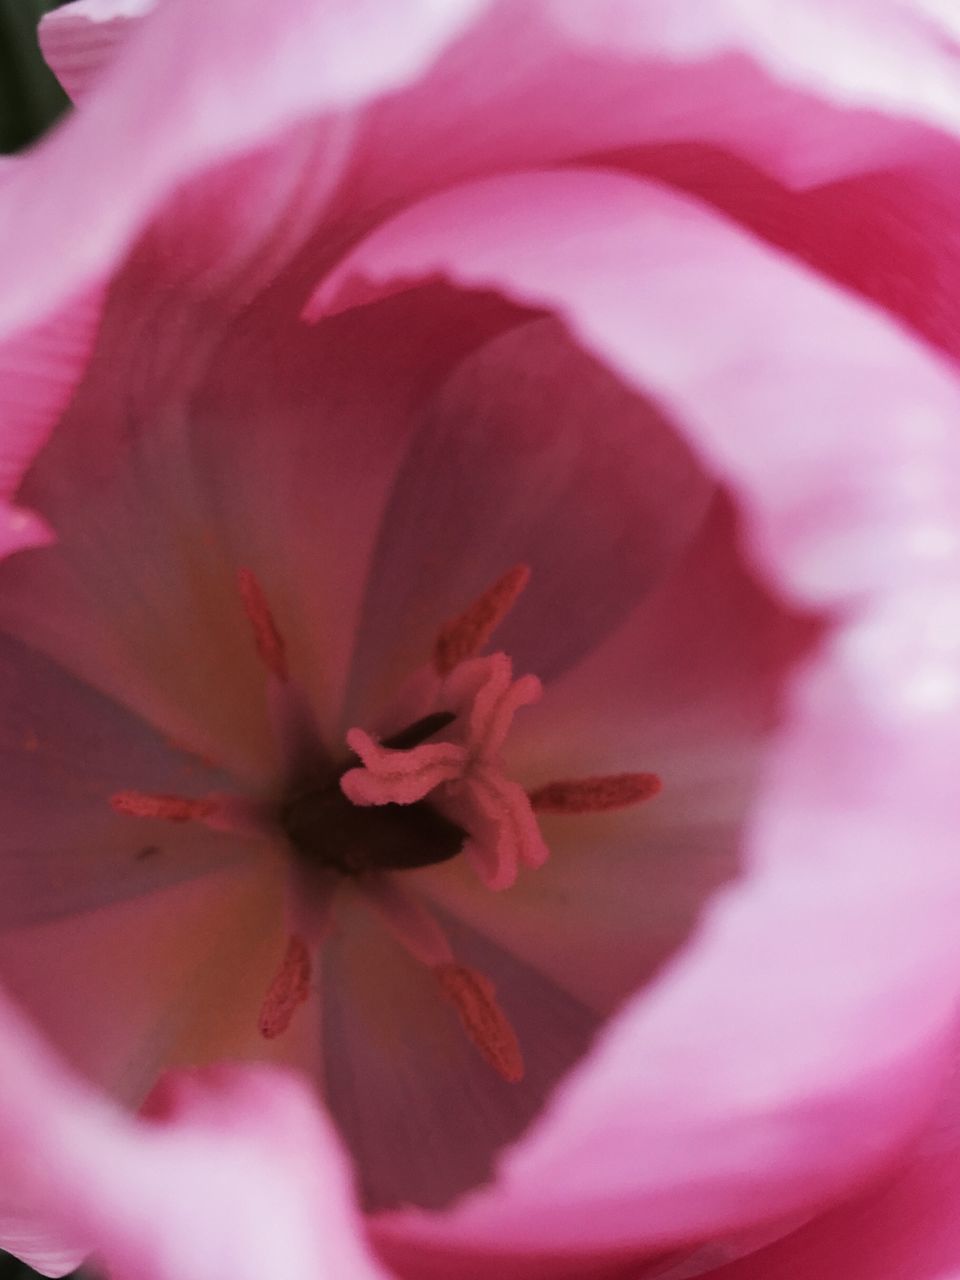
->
278;713;466;876
111;565;662;1082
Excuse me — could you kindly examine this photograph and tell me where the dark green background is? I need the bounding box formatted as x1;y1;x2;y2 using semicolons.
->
1;7;91;1278
0;0;69;152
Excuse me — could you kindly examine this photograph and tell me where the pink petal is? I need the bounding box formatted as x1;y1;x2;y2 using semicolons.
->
692;1057;960;1280
0;0;487;343
0;982;385;1279
342;318;710;725
0;263;104;559
38;0;155;104
597;144;960;368
549;0;960;144
323;0;942;279
322;894;598;1215
0;630;259;926
0;862;289;1104
422;496;808;1014
383;663;960;1256
10;0;951;362
311;169;960;605
316;170;960;1254
0;278;522;772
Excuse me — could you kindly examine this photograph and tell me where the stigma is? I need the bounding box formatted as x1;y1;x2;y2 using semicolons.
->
111;564;662;1084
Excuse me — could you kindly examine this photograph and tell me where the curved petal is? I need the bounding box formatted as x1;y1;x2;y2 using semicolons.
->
311;169;960;605
0;985;386;1279
549;0;960;145
381;653;960;1257
327;0;945;279
8;0;953;348
318;171;960;1252
599;142;960;367
38;0;156;104
0;0;489;341
344;317;711;727
688;1049;960;1280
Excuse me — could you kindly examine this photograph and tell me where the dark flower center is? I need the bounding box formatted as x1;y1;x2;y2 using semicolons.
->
278;710;466;876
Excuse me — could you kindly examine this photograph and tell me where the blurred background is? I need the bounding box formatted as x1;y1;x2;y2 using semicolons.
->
1;8;85;1280
1;0;69;152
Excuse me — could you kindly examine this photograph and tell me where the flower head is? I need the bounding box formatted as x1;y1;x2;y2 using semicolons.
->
1;2;960;1280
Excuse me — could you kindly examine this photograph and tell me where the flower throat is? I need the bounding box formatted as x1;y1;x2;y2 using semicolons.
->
111;564;662;1082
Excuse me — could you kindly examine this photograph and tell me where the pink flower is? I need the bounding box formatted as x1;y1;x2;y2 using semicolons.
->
1;1;960;1278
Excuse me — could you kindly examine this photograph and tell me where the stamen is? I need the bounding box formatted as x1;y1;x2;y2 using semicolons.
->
433;564;531;677
110;789;269;838
258;935;311;1040
435;963;524;1083
238;566;288;682
528;772;663;813
111;791;219;822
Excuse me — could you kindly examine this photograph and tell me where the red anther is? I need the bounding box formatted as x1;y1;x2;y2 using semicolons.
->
435;963;524;1083
433;564;531;677
110;791;218;822
258;935;312;1040
238;567;288;682
528;772;662;814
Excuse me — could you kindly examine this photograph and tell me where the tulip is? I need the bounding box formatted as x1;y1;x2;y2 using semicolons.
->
1;3;960;1278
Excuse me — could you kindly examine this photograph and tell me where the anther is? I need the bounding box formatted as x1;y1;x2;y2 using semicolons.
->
433;564;531;677
110;789;269;838
110;791;219;822
528;773;662;814
258;935;311;1039
434;963;524;1083
238;567;288;682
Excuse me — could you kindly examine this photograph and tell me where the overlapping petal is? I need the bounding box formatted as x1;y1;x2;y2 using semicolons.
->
309;168;960;1259
549;0;960;145
0;982;386;1279
702;1051;960;1280
0;4;955;1279
38;0;156;104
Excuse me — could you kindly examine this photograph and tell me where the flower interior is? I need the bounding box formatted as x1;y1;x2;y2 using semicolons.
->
0;279;815;1211
114;558;662;1083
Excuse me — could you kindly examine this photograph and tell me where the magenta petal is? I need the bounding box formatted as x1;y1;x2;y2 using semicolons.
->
698;1061;960;1280
0;984;385;1279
